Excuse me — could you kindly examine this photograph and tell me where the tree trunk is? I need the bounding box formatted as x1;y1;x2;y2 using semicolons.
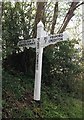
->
33;2;46;38
51;2;58;34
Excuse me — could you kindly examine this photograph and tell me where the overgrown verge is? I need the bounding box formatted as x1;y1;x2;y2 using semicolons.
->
2;69;82;118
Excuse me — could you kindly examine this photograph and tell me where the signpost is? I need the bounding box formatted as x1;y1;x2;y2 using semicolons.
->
17;21;69;101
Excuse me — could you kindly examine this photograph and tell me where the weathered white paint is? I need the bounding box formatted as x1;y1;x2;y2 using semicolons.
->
17;21;69;101
34;21;44;100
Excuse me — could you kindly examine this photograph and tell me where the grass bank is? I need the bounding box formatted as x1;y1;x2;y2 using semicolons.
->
2;70;82;118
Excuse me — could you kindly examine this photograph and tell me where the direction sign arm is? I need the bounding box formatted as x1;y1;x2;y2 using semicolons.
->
17;38;36;48
63;32;69;41
43;32;69;48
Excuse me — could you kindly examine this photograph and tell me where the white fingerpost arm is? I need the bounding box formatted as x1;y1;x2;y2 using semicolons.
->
43;32;69;48
17;38;36;48
63;31;69;41
34;21;44;101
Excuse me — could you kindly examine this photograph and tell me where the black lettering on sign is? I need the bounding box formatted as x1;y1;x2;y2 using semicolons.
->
59;34;62;37
36;52;39;70
49;34;63;43
59;37;63;40
18;39;35;46
44;37;47;43
37;38;40;49
50;34;63;39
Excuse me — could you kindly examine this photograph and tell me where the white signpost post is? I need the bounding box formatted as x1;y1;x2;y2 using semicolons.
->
18;21;69;101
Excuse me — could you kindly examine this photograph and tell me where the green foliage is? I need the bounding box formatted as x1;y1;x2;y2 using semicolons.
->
2;1;83;102
2;70;34;100
2;2;83;119
2;70;82;118
42;40;82;98
2;2;36;57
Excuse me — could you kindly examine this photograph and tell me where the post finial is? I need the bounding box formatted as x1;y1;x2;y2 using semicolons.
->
37;21;44;28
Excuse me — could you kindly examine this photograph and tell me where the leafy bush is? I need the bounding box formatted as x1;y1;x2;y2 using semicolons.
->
42;40;82;98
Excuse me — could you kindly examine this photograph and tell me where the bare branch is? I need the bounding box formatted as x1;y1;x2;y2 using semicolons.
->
57;2;79;33
33;2;46;37
50;2;58;34
75;2;84;9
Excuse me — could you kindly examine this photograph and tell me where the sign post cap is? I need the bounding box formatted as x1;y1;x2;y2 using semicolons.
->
37;21;44;28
